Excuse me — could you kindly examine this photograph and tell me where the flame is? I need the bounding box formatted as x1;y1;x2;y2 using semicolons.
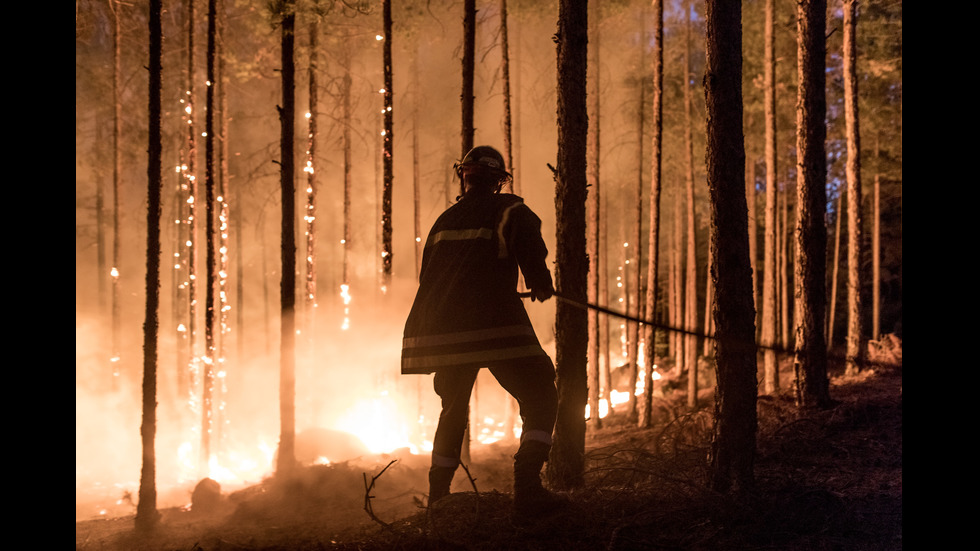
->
334;392;417;455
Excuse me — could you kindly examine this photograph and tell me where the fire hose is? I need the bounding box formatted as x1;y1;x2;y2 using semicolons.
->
520;291;895;369
519;291;773;356
519;290;701;340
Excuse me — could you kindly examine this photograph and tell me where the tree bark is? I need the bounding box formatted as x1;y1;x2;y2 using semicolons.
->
704;0;757;493
549;0;588;491
793;0;832;409
872;138;880;340
277;0;297;475
683;0;698;410
381;0;393;289
111;0;123;386
587;0;602;428
136;0;163;531
627;78;644;420
760;0;779;394
640;0;664;429
500;0;515;193
186;0;201;405
461;0;475;156
843;0;863;376
202;0;218;471
827;189;842;351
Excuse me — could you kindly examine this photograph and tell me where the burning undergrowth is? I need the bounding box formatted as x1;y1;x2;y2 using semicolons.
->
77;366;901;550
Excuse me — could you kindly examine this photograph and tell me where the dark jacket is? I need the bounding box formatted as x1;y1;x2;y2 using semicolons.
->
401;192;553;374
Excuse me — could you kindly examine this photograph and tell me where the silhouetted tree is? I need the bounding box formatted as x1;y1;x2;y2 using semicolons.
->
277;0;298;475
136;0;163;532
793;0;832;409
703;0;757;493
549;0;588;491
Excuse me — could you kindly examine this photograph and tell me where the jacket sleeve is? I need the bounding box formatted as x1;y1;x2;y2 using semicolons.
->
507;204;553;293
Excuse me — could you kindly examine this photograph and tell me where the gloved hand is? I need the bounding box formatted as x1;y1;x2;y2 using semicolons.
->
530;282;555;302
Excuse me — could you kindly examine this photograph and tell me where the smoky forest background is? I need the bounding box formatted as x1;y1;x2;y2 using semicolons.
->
75;0;902;548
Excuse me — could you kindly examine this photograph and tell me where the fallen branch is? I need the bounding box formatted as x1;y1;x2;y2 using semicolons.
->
363;460;397;530
458;461;480;498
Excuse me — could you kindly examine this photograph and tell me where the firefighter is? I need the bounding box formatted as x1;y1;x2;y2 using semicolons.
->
401;145;565;519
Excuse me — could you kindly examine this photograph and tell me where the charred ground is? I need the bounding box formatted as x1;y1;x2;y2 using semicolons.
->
76;362;901;551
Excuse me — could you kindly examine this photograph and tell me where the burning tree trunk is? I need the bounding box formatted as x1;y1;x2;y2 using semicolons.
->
216;0;230;439
793;0;832;409
843;0;863;376
381;0;393;290
277;0;298;475
186;0;201;407
548;0;588;491
461;0;475;156
136;0;163;531
640;0;664;429
586;0;601;429
760;0;779;394
305;1;320;361
703;0;757;493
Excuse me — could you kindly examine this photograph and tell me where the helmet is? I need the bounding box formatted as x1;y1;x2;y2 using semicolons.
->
455;146;510;177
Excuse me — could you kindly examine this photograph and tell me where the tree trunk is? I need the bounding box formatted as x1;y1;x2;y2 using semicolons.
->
202;0;218;472
627;79;644;420
412;42;422;280
500;0;515;193
111;0;123;386
549;0;588;491
277;0;297;475
640;0;664;429
381;0;393;290
872;138;880;340
827;190;842;351
343;56;352;291
216;0;230;439
187;0;201;407
586;0;602;428
843;0;863;376
779;177;790;351
683;0;698;410
703;230;714;357
671;193;682;372
303;1;320;423
746;159;757;325
96;105;108;378
136;0;163;531
760;0;779;394
704;0;757;493
793;0;832;409
462;0;475;156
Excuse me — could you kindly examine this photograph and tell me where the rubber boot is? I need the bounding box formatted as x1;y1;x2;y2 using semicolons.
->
428;466;456;506
512;440;567;522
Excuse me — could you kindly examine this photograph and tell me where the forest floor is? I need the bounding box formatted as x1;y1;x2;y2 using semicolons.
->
76;356;902;551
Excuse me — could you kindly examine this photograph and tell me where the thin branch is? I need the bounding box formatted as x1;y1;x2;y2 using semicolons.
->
362;459;397;530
